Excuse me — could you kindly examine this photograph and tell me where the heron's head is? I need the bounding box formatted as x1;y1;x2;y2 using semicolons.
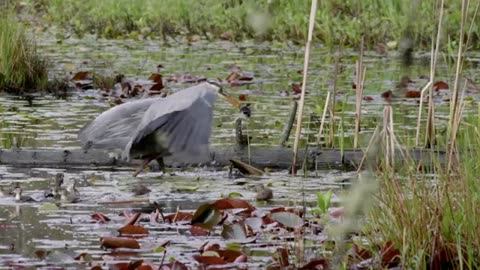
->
207;79;225;96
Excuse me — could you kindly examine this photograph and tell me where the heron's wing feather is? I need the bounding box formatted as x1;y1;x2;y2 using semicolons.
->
126;91;217;162
78;97;162;150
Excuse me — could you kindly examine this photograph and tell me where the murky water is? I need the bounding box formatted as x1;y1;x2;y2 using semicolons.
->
0;34;479;268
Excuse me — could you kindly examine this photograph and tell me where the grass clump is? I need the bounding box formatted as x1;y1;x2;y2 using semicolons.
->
0;14;48;93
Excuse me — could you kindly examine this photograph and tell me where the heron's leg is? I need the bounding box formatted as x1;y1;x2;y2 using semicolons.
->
155;157;165;173
133;157;155;177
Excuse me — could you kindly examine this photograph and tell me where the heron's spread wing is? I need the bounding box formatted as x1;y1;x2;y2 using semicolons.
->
78;97;163;150
125;89;217;163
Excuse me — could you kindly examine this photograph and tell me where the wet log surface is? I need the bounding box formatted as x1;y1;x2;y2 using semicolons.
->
0;146;447;171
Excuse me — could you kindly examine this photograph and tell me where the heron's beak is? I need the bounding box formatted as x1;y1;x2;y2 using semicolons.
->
218;90;241;109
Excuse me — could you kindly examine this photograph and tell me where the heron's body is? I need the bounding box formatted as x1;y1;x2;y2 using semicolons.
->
79;82;222;176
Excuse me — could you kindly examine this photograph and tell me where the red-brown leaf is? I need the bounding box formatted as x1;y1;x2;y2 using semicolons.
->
433;81;449;91
298;258;328;270
362;96;374;101
100;237;140;249
190;226;209;236
381;241;400;267
159;261;189;270
91;213;110;223
71;71;90;81
117;225;149;236
216;249;244;263
212;198;255;212
193;255;226;265
111;260;144;270
124;212;141;226
405;90;421;98
164;212;194;223
353;244;372;260
238;94;248;101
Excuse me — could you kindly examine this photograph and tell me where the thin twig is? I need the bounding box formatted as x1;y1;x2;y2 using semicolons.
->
354;37;365;148
291;0;318;175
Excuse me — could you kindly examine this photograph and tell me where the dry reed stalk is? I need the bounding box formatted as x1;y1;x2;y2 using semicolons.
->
354;37;365;148
415;81;432;146
291;0;318;175
316;91;331;145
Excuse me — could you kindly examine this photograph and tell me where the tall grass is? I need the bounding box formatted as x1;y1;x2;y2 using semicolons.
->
20;0;480;48
0;15;48;92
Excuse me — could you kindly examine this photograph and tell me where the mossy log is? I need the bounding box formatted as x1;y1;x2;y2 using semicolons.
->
0;146;446;171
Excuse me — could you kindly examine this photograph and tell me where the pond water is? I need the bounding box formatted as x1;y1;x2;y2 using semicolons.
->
0;34;479;268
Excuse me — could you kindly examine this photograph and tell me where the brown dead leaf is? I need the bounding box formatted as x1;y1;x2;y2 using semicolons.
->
363;96;374;101
100;237;140;249
433;80;449;91
164;212;193;223
298;258;328;270
190;225;210;236
111;260;144;270
381;241;400;267
405;90;421;98
124;212;141;226
71;71;90;81
117;224;149;236
211;198;255;212
193;255;226;265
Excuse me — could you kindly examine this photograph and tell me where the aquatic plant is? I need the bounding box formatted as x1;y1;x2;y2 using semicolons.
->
0;14;48;92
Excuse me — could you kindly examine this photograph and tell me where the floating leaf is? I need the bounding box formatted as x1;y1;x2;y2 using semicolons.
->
221;222;247;241
245;217;263;233
117;225;148;236
190;225;210;236
191;204;222;230
100;237;140;249
212;198;255;212
175;184;199;192
363;96;374;101
433;80;449;91
298;258;328;270
124;212;141;226
227;192;243;198
405;90;421;98
159;261;188;270
270;212;303;229
193;255;226;265
111;260;144;270
164;212;193;223
153;246;165;253
71;71;90;81
230;159;263;176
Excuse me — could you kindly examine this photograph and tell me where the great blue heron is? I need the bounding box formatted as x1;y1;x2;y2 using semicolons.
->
78;80;230;176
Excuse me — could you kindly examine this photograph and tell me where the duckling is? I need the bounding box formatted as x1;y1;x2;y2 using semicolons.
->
66;180;80;197
59;189;79;203
13;186;37;202
45;173;64;199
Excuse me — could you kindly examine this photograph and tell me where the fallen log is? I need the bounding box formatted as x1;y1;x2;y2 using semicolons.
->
0;146;447;171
